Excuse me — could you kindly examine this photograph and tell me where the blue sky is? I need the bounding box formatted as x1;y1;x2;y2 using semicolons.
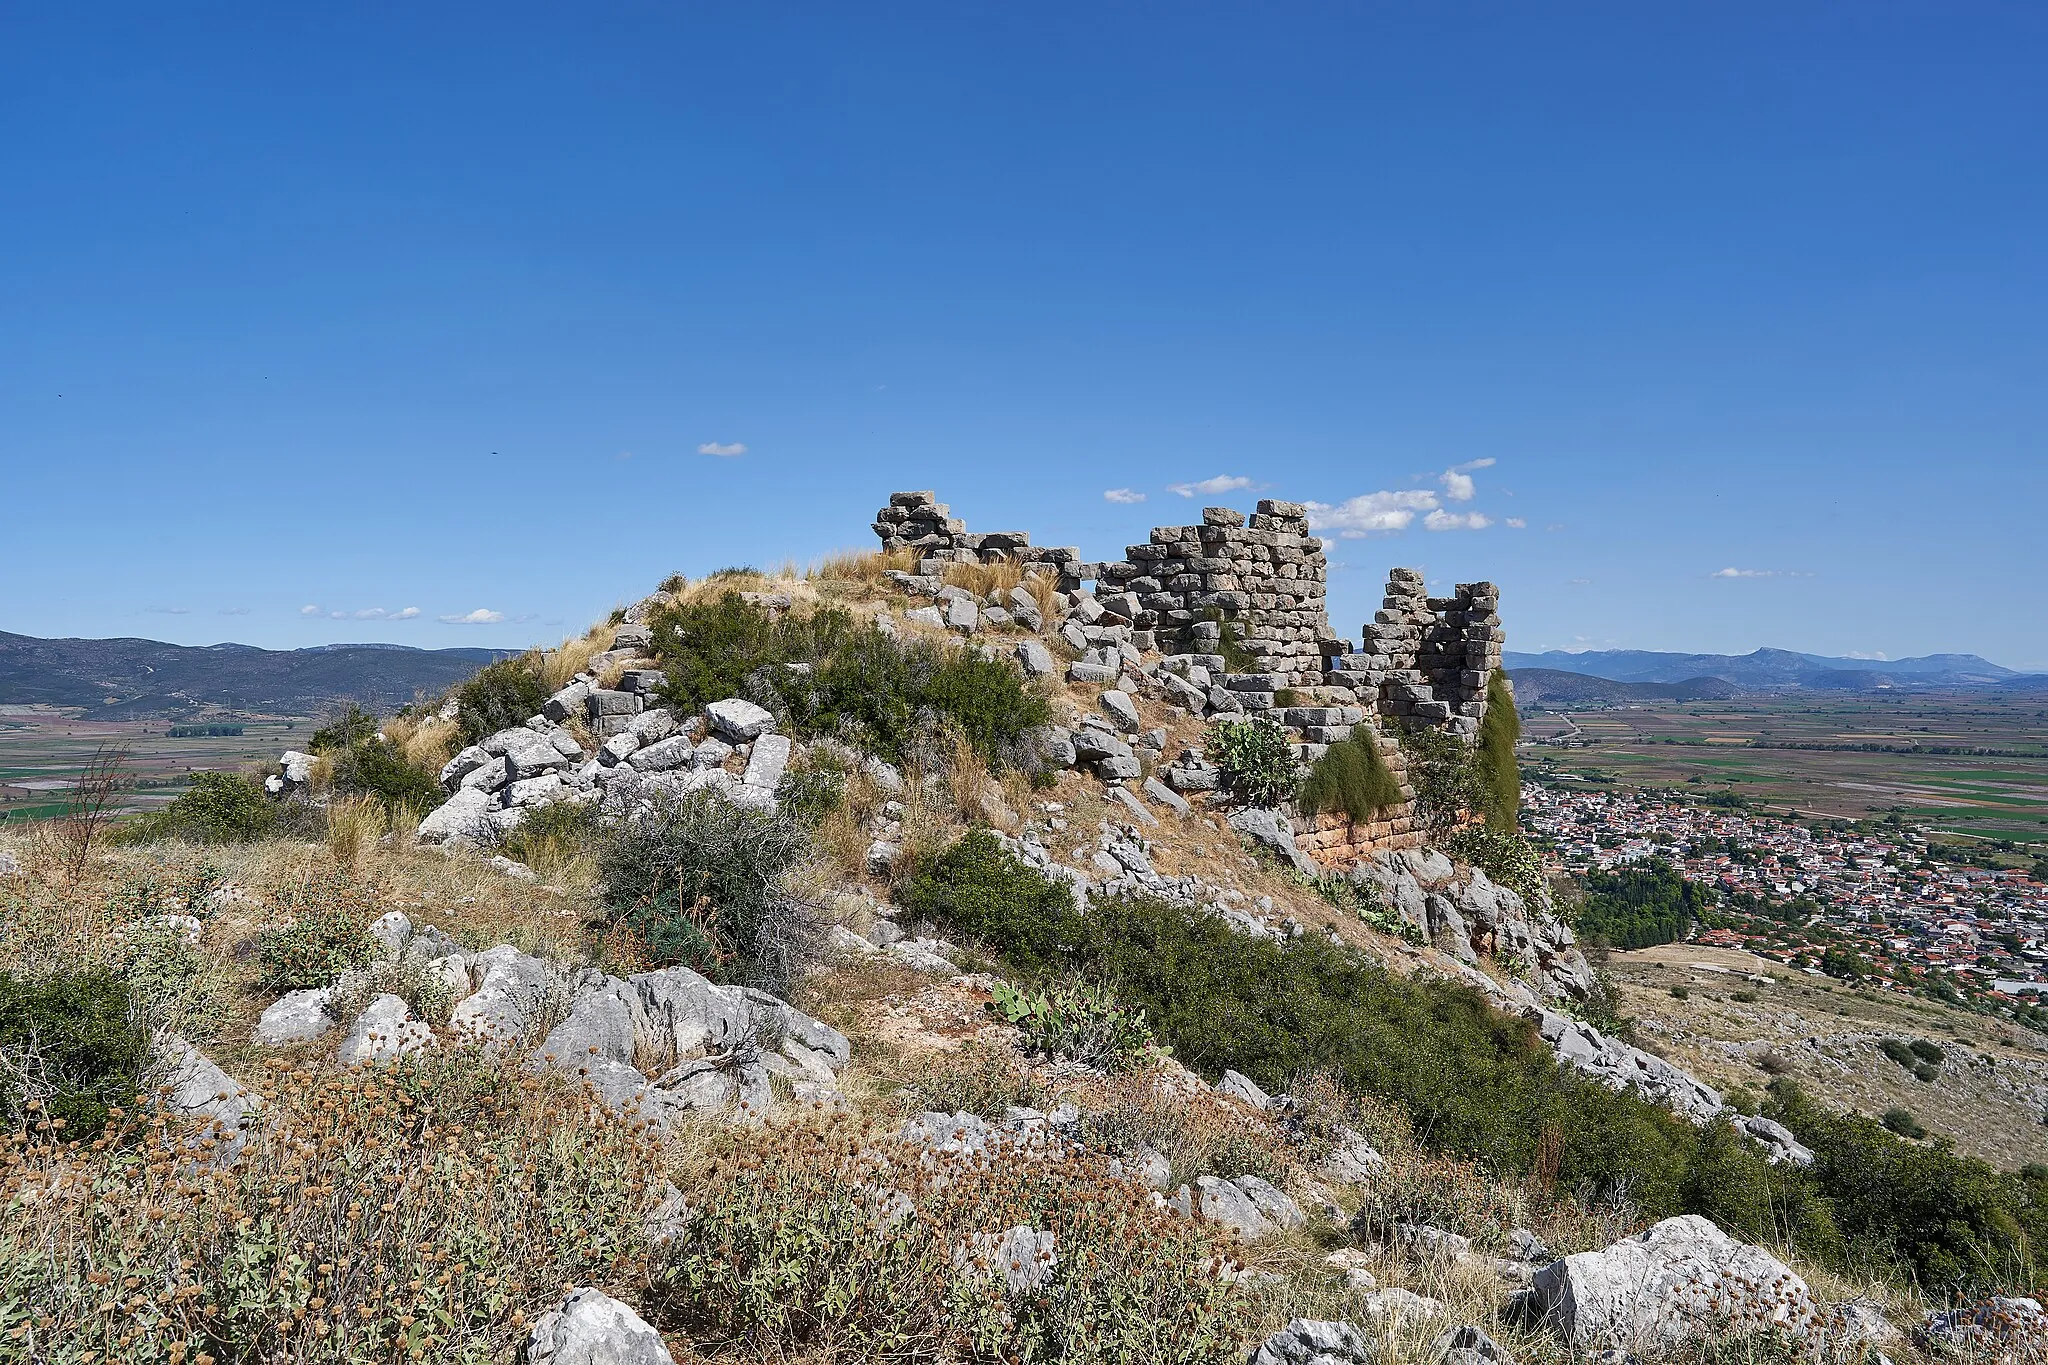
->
5;4;2045;667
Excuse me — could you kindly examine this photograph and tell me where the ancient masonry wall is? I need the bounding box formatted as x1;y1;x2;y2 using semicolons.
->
870;491;1507;864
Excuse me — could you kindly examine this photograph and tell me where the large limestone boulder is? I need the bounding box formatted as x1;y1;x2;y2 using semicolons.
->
252;987;336;1046
336;994;434;1067
1249;1320;1373;1365
525;1287;675;1365
157;1035;258;1163
1525;1214;1817;1351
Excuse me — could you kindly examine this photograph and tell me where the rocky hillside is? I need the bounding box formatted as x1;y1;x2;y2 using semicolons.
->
4;526;2045;1364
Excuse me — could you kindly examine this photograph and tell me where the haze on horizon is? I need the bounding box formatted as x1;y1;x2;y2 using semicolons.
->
3;5;2044;668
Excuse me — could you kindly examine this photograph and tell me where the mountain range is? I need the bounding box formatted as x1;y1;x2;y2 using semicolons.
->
1501;646;2046;694
0;631;514;719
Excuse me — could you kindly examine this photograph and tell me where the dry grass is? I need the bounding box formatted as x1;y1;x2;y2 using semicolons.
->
540;631;605;690
324;795;388;875
808;547;918;585
942;556;1027;600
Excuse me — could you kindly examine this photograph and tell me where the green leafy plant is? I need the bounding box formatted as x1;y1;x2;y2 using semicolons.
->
1304;872;1423;944
0;969;149;1140
1881;1107;1926;1139
125;927;232;1042
1299;729;1402;822
652;593;1051;772
1398;722;1487;838
454;656;551;745
1475;670;1521;830
985;979;1160;1072
254;873;379;992
1442;825;1547;903
596;786;823;997
1204;716;1301;809
117;771;278;845
895;829;1085;977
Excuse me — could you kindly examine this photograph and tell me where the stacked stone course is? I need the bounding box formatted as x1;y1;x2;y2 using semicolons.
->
868;489;1508;865
871;491;1083;591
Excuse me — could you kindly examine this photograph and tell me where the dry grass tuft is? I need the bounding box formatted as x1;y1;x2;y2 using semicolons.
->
540;632;604;690
324;795;388;875
943;556;1027;600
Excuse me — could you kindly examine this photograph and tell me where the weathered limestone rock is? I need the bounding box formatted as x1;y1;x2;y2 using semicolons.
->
706;698;775;742
337;994;434;1067
525;1287;676;1365
1249;1320;1374;1365
253;988;336;1046
1525;1215;1817;1351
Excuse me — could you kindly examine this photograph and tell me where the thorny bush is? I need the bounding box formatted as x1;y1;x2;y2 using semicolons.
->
659;1111;1258;1363
0;1051;672;1364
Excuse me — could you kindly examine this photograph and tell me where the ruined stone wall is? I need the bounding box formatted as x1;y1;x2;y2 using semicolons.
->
1325;569;1504;742
1090;500;1333;688
868;489;1508;866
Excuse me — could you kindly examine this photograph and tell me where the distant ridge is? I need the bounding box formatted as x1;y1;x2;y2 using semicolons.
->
1502;646;2036;692
0;631;515;718
1506;669;1744;706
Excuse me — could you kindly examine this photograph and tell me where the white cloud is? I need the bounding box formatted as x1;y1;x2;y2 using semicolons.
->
1103;488;1147;504
697;441;747;457
145;605;191;615
1709;567;1812;579
1505;517;1527;529
439;608;507;625
1302;489;1439;538
218;607;252;616
1568;578;1592;586
1306;461;1504;538
1167;474;1253;498
300;605;422;621
1841;650;1890;660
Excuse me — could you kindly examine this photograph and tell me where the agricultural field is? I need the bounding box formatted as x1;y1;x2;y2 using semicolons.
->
0;706;311;826
1520;689;2048;845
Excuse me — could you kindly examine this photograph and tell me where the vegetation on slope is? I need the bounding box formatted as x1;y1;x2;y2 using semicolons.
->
1574;859;1708;950
903;829;2048;1292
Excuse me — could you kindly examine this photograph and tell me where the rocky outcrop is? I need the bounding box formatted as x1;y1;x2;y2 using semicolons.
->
156;1034;258;1163
525;1288;675;1365
1249;1320;1374;1365
1354;848;1594;1003
1521;1215;1819;1350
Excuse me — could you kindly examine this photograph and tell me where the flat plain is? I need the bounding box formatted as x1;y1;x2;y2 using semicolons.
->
0;707;310;825
1520;690;2048;844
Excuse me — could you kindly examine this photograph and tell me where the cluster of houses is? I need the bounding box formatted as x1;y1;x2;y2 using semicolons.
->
1522;782;2048;1007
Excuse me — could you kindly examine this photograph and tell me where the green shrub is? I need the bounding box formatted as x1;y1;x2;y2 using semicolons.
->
1398;723;1487;838
896;830;1086;977
1204;717;1300;809
255;873;379;992
1475;670;1521;830
654;594;1050;772
1732;989;1759;1003
1878;1038;1917;1070
1442;826;1547;903
455;656;551;745
1881;1107;1926;1139
329;736;442;815
0;969;149;1139
118;771;277;845
1299;730;1402;822
1912;1062;1939;1083
985;979;1160;1072
497;797;604;871
774;755;848;829
596;787;822;997
1908;1039;1944;1065
125;927;232;1042
1669;984;1691;1000
309;703;380;754
1768;1079;2042;1289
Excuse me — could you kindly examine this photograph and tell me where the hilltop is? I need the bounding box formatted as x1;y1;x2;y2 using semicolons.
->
3;492;2043;1364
